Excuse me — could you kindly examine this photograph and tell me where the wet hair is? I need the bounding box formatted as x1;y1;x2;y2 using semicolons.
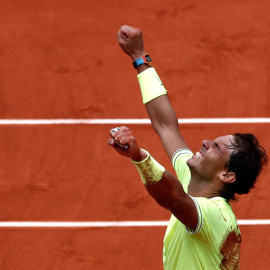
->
220;133;268;201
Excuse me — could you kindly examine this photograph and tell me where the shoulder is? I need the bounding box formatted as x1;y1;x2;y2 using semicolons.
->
187;197;239;239
171;149;193;187
171;148;193;168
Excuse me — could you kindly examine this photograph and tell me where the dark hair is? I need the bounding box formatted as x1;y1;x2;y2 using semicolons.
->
220;133;268;201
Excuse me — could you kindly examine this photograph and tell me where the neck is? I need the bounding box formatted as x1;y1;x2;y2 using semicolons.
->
188;175;222;199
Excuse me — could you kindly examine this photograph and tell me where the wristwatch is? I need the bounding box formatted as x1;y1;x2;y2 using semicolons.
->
132;54;152;69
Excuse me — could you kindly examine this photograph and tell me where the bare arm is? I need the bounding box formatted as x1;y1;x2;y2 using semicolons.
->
108;126;197;229
117;25;188;159
145;170;197;230
145;95;188;159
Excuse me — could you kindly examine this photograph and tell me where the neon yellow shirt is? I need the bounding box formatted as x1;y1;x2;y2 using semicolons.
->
163;149;241;269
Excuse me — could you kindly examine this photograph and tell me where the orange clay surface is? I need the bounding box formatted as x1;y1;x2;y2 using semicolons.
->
0;1;270;269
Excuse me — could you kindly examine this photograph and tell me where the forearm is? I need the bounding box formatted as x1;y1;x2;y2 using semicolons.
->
146;95;179;132
132;150;187;210
131;149;198;230
146;171;187;210
136;67;177;128
136;67;188;155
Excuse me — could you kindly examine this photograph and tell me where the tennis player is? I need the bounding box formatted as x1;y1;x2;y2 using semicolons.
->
108;25;268;269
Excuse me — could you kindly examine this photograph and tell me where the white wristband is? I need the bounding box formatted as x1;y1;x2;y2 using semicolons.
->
137;68;167;104
131;149;165;185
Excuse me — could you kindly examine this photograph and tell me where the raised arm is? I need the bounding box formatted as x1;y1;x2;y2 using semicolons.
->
108;126;197;230
117;25;188;159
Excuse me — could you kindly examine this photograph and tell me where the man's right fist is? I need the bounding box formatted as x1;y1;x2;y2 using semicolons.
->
117;25;146;61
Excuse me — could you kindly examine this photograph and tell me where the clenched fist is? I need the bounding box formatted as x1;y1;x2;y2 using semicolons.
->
117;25;145;61
108;126;147;162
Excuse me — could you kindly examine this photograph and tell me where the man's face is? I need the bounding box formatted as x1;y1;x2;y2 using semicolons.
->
187;135;235;181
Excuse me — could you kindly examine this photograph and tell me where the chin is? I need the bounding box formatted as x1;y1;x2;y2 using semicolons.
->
187;157;195;168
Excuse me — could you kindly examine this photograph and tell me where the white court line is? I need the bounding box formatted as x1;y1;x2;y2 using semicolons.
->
0;118;269;125
0;220;270;228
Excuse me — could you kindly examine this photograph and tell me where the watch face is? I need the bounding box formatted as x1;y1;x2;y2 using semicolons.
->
145;55;152;62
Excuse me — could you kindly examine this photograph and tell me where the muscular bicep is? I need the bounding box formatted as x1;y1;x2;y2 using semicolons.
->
145;95;188;159
145;170;198;230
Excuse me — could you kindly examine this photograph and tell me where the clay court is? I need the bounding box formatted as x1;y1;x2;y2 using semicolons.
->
0;0;270;269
